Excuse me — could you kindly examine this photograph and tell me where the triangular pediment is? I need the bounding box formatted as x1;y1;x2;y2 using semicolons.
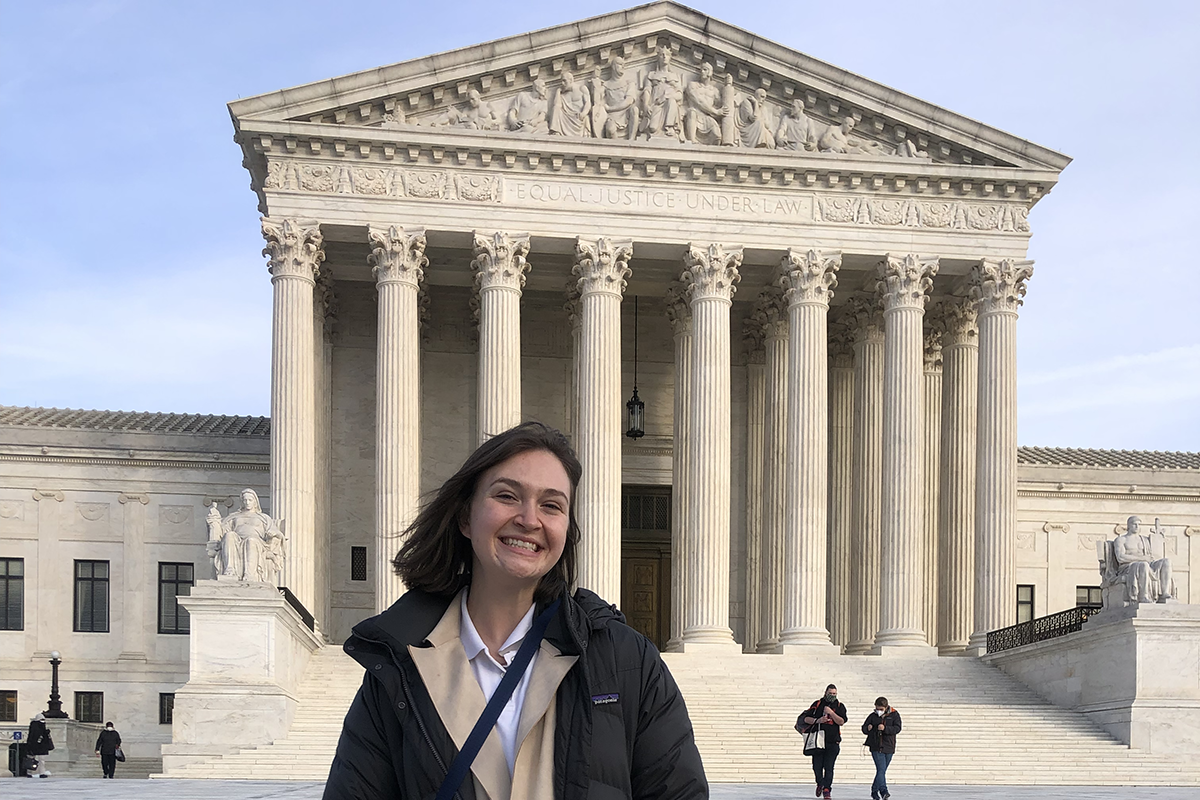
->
230;2;1068;174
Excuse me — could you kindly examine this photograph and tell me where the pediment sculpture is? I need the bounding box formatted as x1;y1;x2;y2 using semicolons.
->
364;47;928;159
206;489;287;584
1096;516;1178;608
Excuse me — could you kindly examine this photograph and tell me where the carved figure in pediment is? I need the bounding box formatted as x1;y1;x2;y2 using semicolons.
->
205;489;287;584
591;56;640;140
737;87;776;149
1099;516;1177;605
506;78;549;134
684;62;731;145
819;117;889;156
776;99;818;151
430;88;499;131
548;70;593;137
382;107;406;129
897;138;930;158
638;44;684;141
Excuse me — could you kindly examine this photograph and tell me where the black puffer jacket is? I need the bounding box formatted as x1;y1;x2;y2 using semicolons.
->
323;588;707;800
861;708;902;754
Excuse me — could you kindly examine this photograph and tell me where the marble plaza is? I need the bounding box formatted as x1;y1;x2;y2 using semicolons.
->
1;1;1198;785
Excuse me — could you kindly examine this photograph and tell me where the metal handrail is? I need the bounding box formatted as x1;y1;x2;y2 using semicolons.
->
985;604;1102;654
278;586;315;631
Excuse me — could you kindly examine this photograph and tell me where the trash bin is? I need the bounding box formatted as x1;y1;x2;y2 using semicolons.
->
8;741;29;777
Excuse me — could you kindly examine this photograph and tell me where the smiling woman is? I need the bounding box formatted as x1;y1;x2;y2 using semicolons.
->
323;421;707;800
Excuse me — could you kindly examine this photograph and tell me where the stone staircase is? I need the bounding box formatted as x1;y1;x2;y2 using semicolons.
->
158;643;1200;785
57;756;163;779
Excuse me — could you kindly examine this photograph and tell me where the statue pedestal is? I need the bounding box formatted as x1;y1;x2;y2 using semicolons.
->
983;603;1200;755
160;580;322;772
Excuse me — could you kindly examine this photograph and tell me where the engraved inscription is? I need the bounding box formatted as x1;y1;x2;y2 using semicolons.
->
506;179;811;219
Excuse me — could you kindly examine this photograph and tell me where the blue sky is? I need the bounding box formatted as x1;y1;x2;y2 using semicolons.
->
1;0;1197;450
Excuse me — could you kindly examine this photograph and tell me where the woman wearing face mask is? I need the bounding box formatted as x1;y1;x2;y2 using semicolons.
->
861;697;902;800
799;683;846;800
94;721;122;779
323;422;707;800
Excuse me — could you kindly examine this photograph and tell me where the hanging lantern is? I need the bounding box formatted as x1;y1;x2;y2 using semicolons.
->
626;296;646;439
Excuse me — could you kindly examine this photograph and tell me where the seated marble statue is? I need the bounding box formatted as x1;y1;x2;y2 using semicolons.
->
591;56;640;140
206;489;287;584
737;87;776;149
548;70;592;137
818;116;888;156
430;88;498;130
639;44;683;140
775;99;817;151
505;78;549;134
684;62;728;145
1101;516;1177;604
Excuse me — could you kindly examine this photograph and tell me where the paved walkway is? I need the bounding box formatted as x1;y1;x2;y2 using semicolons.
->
2;781;1199;799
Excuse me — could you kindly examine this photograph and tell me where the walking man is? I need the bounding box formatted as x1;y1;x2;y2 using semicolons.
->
800;683;847;799
95;721;122;778
862;697;902;800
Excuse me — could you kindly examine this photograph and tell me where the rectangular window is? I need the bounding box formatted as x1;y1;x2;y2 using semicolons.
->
0;690;16;722
1076;585;1103;607
74;560;110;632
159;693;175;725
158;562;195;634
350;546;367;582
75;691;103;723
1016;584;1035;624
0;557;23;631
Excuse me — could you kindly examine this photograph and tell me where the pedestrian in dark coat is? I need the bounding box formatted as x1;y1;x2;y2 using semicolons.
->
323;422;707;800
95;721;122;778
862;697;902;800
800;684;847;799
26;713;52;778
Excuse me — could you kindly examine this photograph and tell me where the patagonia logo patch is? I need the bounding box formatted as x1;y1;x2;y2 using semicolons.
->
591;693;619;705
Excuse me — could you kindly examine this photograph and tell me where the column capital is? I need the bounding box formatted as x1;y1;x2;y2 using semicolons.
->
844;292;885;345
262;217;324;283
684;243;742;303
564;279;583;331
742;313;766;364
923;327;944;372
368;225;428;288
929;297;978;347
472;231;531;291
757;285;790;341
877;253;939;311
780;248;840;308
573;237;633;297
971;258;1034;315
316;269;339;343
828;318;855;369
665;280;692;335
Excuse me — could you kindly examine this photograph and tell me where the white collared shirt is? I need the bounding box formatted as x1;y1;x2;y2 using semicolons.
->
459;590;538;776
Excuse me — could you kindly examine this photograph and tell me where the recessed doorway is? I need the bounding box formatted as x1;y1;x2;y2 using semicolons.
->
620;486;672;650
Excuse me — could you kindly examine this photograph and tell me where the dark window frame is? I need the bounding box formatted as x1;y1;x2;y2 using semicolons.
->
350;546;367;582
1016;584;1035;624
74;691;104;723
1076;585;1103;607
74;560;110;633
0;690;16;722
158;562;195;634
159;692;175;725
0;557;23;631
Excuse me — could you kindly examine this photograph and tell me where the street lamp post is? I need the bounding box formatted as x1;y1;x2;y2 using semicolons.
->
45;650;67;718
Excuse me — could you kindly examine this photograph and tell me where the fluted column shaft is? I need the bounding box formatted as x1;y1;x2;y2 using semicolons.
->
681;243;741;649
845;297;884;654
757;295;788;653
743;346;765;653
826;323;855;648
573;237;632;602
369;225;426;612
875;254;939;650
936;301;978;654
473;231;531;444
969;259;1033;652
780;249;840;650
665;285;692;651
922;330;943;645
264;218;323;614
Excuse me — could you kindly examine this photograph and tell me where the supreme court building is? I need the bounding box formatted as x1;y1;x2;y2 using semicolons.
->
3;1;1199;767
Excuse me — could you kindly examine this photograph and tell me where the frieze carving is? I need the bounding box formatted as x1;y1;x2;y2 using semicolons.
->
971;258;1034;315
160;505;194;525
1016;531;1035;551
573;237;633;297
0;500;25;520
815;197;1028;232
404;169;448;199
1079;533;1106;552
682;243;742;303
780;248;840;308
76;502;109;522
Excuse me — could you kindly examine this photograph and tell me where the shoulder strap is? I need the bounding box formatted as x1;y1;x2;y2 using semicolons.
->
434;597;562;800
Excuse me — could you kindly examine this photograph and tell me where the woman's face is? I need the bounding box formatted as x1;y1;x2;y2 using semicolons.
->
461;449;571;595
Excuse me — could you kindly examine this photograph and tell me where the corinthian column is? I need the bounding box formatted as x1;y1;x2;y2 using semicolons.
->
263;217;324;614
573;237;632;602
368;225;426;612
968;258;1033;653
845;295;884;654
742;316;766;653
779;249;841;652
873;253;939;654
681;242;741;650
826;319;855;648
665;284;692;652
565;280;582;438
757;286;788;653
472;231;531;444
922;323;943;645
935;299;978;654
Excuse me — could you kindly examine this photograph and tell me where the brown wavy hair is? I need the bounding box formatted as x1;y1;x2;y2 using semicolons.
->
392;421;582;605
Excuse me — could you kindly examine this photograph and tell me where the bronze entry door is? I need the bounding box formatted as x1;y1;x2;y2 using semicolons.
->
619;487;672;650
